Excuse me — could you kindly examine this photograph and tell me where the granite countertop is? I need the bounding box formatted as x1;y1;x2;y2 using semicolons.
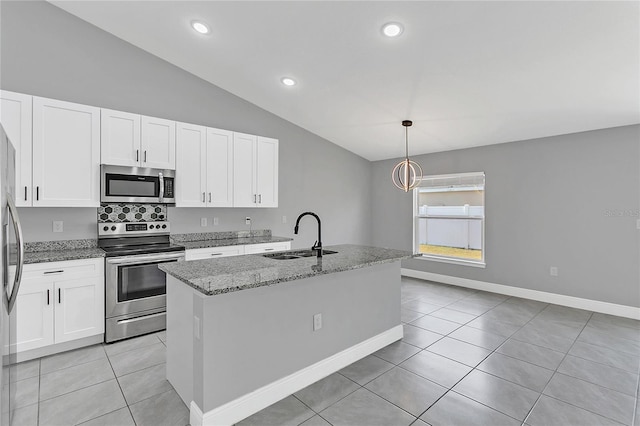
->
23;240;105;264
178;235;293;250
160;244;414;296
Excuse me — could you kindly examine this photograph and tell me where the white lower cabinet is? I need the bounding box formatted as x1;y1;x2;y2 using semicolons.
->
185;241;291;261
11;258;104;353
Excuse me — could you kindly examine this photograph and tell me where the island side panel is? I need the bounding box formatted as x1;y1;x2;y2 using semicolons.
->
200;261;401;412
166;275;199;407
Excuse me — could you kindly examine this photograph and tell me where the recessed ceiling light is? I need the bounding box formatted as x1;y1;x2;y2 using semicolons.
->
281;77;296;87
191;20;210;35
382;22;404;37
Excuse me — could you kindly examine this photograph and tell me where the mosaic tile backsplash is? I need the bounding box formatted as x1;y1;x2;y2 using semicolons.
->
98;204;167;223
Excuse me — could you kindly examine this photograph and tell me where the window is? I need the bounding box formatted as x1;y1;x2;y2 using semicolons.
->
413;172;485;267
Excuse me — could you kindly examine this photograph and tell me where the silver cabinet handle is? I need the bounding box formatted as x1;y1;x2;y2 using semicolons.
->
264;248;274;251
58;288;61;304
144;150;147;163
36;186;39;201
5;193;24;314
202;192;205;202
43;270;64;275
210;253;223;256
259;194;262;204
158;172;164;203
208;193;212;203
24;186;27;201
47;289;50;305
136;149;139;162
253;194;257;203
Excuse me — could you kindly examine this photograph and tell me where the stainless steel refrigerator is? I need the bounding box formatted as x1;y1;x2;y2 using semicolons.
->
0;124;25;426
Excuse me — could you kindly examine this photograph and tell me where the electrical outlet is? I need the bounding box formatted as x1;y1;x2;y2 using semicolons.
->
194;316;201;339
213;217;219;226
200;217;207;227
52;221;63;233
245;217;251;225
550;266;558;277
282;215;287;224
313;313;322;331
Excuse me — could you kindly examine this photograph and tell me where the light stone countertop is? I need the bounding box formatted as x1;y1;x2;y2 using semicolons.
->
177;235;293;250
22;239;105;264
160;244;414;296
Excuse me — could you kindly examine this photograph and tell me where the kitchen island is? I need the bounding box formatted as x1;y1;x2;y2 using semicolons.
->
160;244;413;426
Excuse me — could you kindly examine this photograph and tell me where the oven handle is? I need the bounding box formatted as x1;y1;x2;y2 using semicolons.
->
106;252;185;265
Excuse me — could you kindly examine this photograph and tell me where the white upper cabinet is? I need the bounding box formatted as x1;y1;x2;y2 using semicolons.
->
255;136;279;208
176;124;233;207
101;109;141;167
206;127;234;207
142;116;176;170
176;122;207;207
233;132;278;208
32;97;100;207
0;91;32;207
101;109;176;170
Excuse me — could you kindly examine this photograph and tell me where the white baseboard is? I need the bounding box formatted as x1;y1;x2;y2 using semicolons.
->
189;325;403;426
402;269;640;320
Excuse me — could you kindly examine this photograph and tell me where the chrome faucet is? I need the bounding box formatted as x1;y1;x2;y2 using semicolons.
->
294;212;322;257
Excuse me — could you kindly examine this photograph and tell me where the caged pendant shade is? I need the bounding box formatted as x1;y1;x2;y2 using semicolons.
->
391;120;423;192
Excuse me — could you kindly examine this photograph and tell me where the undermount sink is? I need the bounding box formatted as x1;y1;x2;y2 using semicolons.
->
263;249;338;260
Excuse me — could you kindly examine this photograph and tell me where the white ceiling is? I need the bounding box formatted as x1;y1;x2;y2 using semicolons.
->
50;1;639;161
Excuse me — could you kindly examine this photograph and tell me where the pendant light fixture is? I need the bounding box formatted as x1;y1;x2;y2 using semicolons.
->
392;120;423;192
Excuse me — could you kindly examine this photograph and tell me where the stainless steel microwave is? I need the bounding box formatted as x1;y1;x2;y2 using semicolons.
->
101;165;175;204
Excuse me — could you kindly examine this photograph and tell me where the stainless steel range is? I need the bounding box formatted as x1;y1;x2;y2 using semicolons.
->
99;221;184;343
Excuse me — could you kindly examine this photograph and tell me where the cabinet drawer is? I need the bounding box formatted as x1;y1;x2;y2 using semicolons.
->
22;258;103;280
185;245;245;261
244;242;291;254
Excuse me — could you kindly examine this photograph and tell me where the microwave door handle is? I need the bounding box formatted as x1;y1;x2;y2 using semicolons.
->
5;193;24;314
158;172;164;203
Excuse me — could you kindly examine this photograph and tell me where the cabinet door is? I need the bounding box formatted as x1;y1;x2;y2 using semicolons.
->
141;116;176;170
101;109;141;167
255;137;279;207
233;132;257;207
10;280;54;352
54;276;104;344
176;122;207;207
0;91;32;207
32;97;100;207
206;128;234;207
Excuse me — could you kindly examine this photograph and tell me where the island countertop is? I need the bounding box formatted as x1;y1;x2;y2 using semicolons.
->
159;244;413;296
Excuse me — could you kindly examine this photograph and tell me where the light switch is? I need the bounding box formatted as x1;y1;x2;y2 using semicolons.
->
200;218;207;227
213;217;219;226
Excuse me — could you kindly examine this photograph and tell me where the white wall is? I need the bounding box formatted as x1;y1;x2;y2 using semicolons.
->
372;125;640;308
1;1;372;248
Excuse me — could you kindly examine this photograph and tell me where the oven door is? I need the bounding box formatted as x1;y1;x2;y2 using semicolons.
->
105;251;184;318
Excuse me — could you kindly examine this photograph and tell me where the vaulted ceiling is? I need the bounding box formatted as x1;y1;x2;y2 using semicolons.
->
50;1;639;161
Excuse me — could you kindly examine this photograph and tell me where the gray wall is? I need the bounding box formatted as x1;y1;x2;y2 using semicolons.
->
0;1;372;247
372;125;640;307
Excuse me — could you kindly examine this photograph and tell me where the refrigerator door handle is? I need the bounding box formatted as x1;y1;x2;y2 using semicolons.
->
5;193;24;314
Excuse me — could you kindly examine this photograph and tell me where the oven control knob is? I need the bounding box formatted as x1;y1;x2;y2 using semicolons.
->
149;225;154;229
162;224;167;229
103;226;109;232
111;226;116;231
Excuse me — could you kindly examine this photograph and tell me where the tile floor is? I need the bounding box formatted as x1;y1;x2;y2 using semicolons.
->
7;329;189;426
8;277;640;426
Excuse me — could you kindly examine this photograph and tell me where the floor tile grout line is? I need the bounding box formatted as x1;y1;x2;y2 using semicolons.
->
103;342;138;426
521;310;598;425
410;288;551;423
